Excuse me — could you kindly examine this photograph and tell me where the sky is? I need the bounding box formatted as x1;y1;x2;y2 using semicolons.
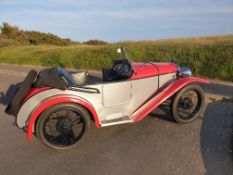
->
0;0;233;42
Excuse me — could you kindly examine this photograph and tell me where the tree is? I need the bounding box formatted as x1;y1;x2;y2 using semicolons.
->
83;39;108;45
0;22;20;37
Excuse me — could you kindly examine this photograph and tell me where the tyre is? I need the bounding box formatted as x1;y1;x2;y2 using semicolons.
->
36;103;90;150
171;84;205;124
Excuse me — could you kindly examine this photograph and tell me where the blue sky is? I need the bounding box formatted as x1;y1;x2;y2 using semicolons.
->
0;0;232;42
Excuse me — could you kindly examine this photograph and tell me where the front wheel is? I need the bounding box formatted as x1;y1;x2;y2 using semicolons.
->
36;103;90;150
171;84;205;124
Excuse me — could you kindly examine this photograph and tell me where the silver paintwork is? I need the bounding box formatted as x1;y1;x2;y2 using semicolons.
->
159;73;177;88
101;115;132;127
103;81;132;106
17;86;102;128
17;72;177;128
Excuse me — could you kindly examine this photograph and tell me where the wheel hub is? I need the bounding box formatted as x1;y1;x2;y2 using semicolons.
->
181;98;193;109
57;118;73;133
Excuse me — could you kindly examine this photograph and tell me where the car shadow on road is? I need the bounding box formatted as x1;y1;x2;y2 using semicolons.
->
151;98;233;175
150;101;175;122
200;101;233;175
201;82;233;175
0;84;20;106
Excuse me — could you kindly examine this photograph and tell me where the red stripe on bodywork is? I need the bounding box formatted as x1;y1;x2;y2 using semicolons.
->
131;77;209;122
130;63;158;80
27;96;101;140
157;63;177;75
23;87;51;103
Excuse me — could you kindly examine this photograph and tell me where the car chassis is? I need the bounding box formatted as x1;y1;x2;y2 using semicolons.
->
5;48;209;150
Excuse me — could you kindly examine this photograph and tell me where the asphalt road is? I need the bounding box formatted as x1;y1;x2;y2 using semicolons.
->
0;64;232;175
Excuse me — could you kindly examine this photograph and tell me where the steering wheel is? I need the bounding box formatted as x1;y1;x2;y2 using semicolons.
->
104;59;135;81
109;61;126;81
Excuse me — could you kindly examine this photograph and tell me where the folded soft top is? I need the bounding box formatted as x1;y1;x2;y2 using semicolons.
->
5;67;70;115
35;67;67;89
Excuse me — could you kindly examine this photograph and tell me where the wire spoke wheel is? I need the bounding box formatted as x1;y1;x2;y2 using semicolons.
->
176;90;200;120
43;109;84;146
36;103;90;150
171;84;205;124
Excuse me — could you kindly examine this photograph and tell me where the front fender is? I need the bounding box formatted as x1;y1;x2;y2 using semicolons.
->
27;95;101;140
131;77;209;122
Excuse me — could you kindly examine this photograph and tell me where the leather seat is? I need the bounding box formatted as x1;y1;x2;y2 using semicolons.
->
102;68;113;82
56;67;77;85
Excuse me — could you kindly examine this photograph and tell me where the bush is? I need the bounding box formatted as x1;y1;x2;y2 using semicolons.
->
0;22;78;46
1;23;21;38
83;39;108;45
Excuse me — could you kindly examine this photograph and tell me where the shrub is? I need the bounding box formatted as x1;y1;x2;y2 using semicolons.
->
0;22;78;46
83;39;108;45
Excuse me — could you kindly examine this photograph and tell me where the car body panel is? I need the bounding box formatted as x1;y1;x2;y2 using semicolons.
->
155;63;178;75
130;63;158;80
102;81;132;106
14;61;209;141
22;87;51;103
130;62;177;80
17;87;103;128
17;73;174;130
27;95;101;140
131;77;209;122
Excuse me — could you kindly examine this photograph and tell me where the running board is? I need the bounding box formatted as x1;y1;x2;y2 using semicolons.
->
100;116;133;127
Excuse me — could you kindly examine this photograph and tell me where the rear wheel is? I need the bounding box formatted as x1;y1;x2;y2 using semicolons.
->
171;84;205;124
36;103;90;150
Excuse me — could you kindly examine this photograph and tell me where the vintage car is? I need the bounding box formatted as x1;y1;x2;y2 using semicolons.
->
5;48;208;150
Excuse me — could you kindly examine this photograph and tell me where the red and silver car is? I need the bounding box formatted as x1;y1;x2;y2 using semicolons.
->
5;48;209;150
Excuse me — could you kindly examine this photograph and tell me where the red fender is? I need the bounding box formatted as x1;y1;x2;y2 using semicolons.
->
27;95;101;140
131;77;209;122
22;87;51;103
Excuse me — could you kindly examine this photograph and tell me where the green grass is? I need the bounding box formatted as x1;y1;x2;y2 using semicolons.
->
0;35;233;81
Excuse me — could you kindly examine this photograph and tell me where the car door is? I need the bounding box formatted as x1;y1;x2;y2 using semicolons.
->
95;81;132;124
127;76;159;112
102;81;132;107
100;77;158;123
